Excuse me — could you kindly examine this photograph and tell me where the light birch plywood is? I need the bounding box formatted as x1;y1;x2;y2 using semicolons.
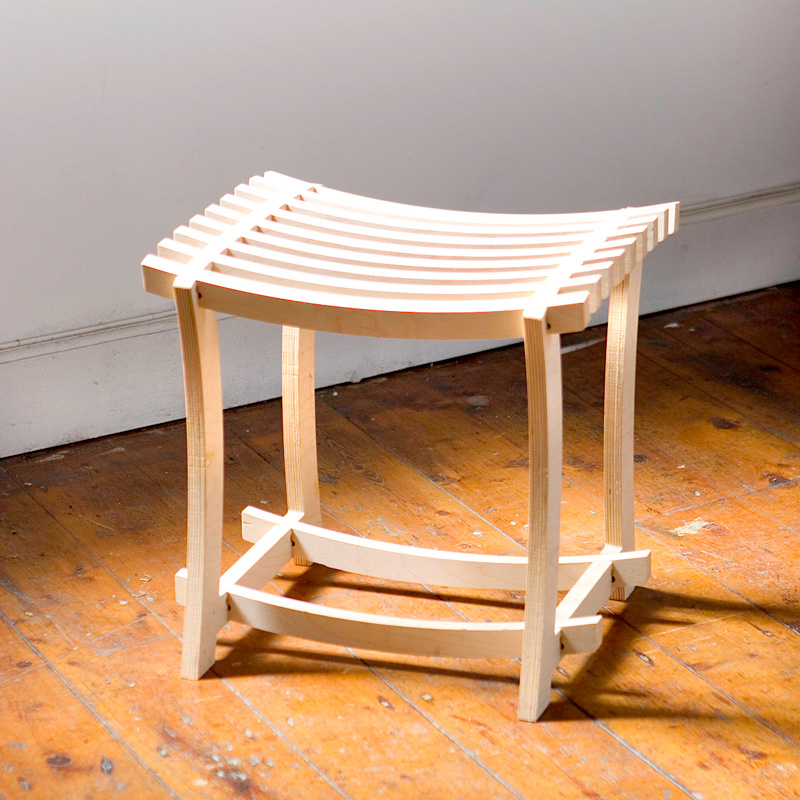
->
143;170;678;721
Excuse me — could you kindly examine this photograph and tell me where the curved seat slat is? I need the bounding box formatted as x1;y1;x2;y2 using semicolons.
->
141;171;677;340
311;183;612;223
227;241;562;284
286;197;606;237
294;192;671;238
235;233;578;273
219;193;263;214
244;225;630;275
189;214;229;235
224;253;606;307
194;264;570;315
269;208;608;248
259;173;668;227
214;251;564;299
173;225;221;248
204;203;248;224
142;252;546;339
157;237;200;264
307;181;677;242
244;225;582;262
246;172;676;240
308;194;612;230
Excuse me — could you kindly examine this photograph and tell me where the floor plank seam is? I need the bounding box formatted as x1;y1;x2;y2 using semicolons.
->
634;494;734;524
0;464;191;646
0;608;179;799
736;485;800;536
698;308;800;377
361;659;529;800
28;496;185;643
639;320;800;453
0;657;47;689
613;615;800;752
634;526;800;638
318;395;528;553
639;336;800;444
216;675;356;800
553;688;700;800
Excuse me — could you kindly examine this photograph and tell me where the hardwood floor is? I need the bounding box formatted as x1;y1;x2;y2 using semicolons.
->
2;284;800;799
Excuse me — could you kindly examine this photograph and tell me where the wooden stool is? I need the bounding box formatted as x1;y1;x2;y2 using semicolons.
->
142;172;678;721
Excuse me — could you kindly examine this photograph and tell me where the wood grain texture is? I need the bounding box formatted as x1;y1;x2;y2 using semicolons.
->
8;281;799;796
0;467;338;798
143;173;676;717
638;309;800;446
566;340;800;495
0;625;168;798
418;345;726;517
282;326;321;567
518;308;562;721
142;170;676;339
173;279;228;679
603;259;643;601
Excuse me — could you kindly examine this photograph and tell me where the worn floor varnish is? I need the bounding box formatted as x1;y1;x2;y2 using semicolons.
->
3;285;800;798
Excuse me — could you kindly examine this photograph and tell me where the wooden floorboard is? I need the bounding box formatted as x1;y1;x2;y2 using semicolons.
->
2;285;800;798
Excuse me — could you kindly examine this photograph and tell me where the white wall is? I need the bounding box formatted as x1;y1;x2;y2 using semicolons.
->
2;0;800;456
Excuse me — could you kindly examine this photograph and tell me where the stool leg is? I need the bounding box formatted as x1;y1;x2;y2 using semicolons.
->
282;326;322;566
518;310;563;722
603;259;643;600
174;281;227;679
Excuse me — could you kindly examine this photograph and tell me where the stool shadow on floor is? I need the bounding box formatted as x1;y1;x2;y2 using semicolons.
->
553;586;798;726
211;575;796;727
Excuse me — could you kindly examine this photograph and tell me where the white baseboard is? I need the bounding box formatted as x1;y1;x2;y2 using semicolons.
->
677;179;800;226
2;181;800;458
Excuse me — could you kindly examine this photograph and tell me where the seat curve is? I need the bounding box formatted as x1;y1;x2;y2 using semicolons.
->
142;171;678;339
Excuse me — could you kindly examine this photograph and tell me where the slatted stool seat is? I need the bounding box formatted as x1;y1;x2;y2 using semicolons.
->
141;171;678;721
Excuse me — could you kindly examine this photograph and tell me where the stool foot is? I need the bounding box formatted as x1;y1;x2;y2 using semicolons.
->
180;603;226;681
517;675;556;723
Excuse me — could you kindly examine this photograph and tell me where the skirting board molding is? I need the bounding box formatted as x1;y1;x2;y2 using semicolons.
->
677;179;800;226
3;181;800;457
0;310;183;367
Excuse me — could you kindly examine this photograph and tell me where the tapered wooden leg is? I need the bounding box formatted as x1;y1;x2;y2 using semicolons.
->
282;326;322;566
174;279;227;679
518;309;563;722
604;259;643;599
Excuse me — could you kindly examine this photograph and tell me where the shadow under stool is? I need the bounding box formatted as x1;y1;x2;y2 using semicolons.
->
141;171;678;721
